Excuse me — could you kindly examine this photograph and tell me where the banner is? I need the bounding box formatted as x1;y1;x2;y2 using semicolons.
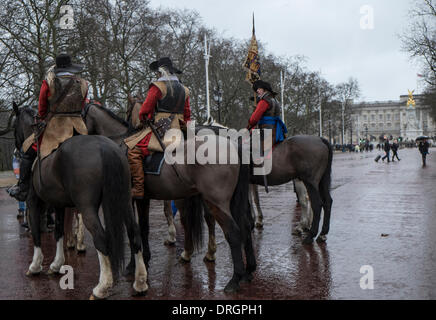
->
242;14;261;84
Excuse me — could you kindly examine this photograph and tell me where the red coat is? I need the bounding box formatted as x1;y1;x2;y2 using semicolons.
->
139;84;191;122
248;99;269;128
31;79;88;152
136;83;191;156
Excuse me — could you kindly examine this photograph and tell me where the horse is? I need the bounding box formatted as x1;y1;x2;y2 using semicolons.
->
12;103;148;299
201;117;320;239
83;102;255;293
194;117;333;244
249;135;333;244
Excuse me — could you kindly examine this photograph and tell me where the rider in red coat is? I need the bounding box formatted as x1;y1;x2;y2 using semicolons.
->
127;57;191;199
9;54;88;201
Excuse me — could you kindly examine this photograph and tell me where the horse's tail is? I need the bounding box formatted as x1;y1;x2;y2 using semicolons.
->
100;145;127;278
230;162;253;242
319;137;333;191
184;195;204;251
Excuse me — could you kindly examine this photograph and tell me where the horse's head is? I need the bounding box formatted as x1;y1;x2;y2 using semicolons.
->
126;93;144;129
12;101;36;152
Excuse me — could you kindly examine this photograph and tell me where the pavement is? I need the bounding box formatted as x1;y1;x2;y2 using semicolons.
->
0;147;434;300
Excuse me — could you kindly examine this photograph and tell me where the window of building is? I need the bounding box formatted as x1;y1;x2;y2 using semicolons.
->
379;114;383;121
363;115;367;121
395;114;400;120
371;123;376;128
387;123;391;128
371;115;375;121
387;114;391;120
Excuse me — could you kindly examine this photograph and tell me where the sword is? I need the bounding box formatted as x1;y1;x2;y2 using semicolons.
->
247;125;269;193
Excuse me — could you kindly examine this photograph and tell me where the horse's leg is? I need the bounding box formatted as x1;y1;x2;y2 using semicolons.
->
251;185;264;229
302;181;323;245
204;200;245;293
203;203;217;262
177;200;193;262
124;200;136;276
75;211;86;252
241;228;256;283
64;208;76;249
26;187;46;276
79;206;113;299
163;200;176;246
318;181;333;243
292;180;312;236
136;198;151;267
123;201;148;295
48;207;66;274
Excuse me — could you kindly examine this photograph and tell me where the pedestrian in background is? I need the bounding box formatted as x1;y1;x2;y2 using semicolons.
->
382;139;391;163
11;149;28;228
418;139;430;167
391;140;401;161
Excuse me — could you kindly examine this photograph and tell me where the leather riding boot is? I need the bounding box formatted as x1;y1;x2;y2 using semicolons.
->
128;147;145;199
8;148;37;202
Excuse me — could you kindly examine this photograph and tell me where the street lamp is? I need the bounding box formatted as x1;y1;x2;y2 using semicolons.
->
341;101;345;145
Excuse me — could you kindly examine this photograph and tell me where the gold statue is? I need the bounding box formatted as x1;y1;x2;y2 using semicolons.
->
407;89;416;107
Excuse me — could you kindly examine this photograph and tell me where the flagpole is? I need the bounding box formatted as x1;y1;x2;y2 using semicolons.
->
319;69;323;137
204;34;211;120
280;70;285;123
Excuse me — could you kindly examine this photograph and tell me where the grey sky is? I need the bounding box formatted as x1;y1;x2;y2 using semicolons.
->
150;0;422;102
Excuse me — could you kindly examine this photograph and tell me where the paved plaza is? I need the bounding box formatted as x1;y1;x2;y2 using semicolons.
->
0;147;434;299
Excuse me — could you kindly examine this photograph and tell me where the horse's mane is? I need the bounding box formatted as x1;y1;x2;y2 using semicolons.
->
84;103;129;128
21;106;37;117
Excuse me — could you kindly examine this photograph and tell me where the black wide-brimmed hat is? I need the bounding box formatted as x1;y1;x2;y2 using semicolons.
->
53;54;84;74
149;57;182;74
252;80;277;96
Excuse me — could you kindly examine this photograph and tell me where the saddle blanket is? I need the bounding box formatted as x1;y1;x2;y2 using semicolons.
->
143;152;165;175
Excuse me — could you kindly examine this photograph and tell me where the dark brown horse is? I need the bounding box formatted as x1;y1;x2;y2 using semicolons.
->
12;103;148;299
83;102;254;293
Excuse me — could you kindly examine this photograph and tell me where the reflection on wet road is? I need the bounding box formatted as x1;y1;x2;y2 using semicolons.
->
0;148;435;299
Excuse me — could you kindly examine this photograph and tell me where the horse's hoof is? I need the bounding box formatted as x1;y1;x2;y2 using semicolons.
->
132;289;148;297
240;273;254;284
164;240;176;246
203;255;216;263
255;222;263;229
47;268;59;275
179;256;191;264
26;270;40;277
224;281;240;293
316;235;327;243
302;236;313;245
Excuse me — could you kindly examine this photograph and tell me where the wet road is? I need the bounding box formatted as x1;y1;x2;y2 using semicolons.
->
0;148;435;300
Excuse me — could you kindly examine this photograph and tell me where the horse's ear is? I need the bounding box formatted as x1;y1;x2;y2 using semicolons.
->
12;101;19;115
127;94;135;107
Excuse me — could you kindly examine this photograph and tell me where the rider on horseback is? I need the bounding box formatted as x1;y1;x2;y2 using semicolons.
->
9;54;88;201
124;57;191;199
247;80;287;149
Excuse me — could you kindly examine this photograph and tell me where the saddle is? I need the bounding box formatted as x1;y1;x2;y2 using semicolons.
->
143;152;165;175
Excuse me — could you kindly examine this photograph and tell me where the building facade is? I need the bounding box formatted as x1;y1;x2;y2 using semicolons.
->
348;94;435;143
